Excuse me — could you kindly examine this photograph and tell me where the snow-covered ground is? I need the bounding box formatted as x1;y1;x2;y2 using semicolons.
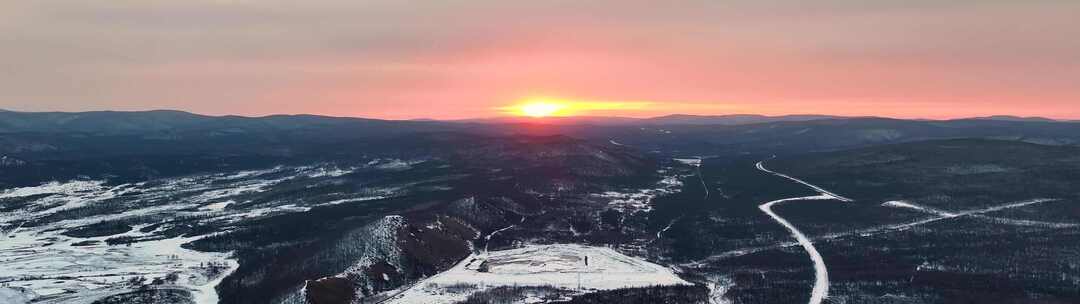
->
594;167;685;213
0;287;37;304
882;200;1078;229
673;158;702;167
752;160;853;304
689;198;1069;267
0;161;416;303
758;195;835;304
756;160;853;202
382;244;690;304
0;227;236;304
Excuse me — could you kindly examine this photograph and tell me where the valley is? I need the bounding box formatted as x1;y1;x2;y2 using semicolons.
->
2;113;1080;304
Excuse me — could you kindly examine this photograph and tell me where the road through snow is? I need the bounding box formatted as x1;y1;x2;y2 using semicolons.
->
883;200;1078;229
688;198;1065;266
693;159;1067;304
759;195;834;304
754;160;852;304
756;160;852;202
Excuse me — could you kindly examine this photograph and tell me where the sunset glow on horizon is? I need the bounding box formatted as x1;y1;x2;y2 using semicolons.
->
504;98;572;117
502;97;658;118
3;1;1080;120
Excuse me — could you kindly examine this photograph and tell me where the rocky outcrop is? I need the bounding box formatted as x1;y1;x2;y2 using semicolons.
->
303;214;477;304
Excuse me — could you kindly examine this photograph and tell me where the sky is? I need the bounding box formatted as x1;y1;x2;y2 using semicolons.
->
2;1;1079;120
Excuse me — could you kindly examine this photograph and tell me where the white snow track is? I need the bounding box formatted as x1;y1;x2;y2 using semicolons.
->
883;200;1078;229
759;195;835;304
690;159;1067;304
754;159;853;304
756;159;852;202
689;198;1066;267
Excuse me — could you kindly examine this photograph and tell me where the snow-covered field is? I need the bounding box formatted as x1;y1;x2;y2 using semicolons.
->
594;166;685;213
0;161;417;304
0;230;237;304
382;244;690;304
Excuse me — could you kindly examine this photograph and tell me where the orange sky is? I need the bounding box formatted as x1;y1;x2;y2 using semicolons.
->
2;1;1079;120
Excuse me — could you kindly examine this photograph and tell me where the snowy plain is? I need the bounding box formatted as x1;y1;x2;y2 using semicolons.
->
383;244;690;304
0;161;415;304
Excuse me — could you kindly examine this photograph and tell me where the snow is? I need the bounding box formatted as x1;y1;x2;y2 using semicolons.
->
240;204;313;218
673;158;702;167
882;200;956;216
595;169;684;213
882;199;1075;229
200;200;235;211
0;181;139;223
753;159;852;304
756;160;853;202
703;274;734;304
759;195;835;304
302;166;356;178
0;180;107;199
367;158;425;171
219;166;285;180
686;158;1069;304
341;215;407;278
0;163;364;304
656;217;681;241
0;287;37;304
691;198;1066;267
0;227;236;304
321;196;386;207
484;223;518;253
383;244;689;304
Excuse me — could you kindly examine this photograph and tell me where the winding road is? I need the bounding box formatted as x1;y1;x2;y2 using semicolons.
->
754;159;851;304
688;158;1070;304
687;197;1065;267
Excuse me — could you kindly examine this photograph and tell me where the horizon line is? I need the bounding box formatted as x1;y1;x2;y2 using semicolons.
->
0;107;1076;122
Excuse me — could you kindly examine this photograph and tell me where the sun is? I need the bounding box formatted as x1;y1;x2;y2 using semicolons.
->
503;96;652;118
517;100;568;117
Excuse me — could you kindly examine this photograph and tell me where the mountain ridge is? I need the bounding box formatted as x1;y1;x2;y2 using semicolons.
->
2;108;1076;130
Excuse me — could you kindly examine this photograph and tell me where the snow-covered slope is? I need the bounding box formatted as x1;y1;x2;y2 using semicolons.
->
382;244;689;304
0;162;409;304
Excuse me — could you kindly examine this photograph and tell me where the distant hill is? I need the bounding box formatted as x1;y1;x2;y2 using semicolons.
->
642;114;845;125
0;109;489;159
3;109;1080;160
966;115;1062;123
0;109;454;135
457;114;843;126
496;117;1080;156
455;115;643;126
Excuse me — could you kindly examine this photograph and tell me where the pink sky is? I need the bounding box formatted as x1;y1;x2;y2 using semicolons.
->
2;1;1079;119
